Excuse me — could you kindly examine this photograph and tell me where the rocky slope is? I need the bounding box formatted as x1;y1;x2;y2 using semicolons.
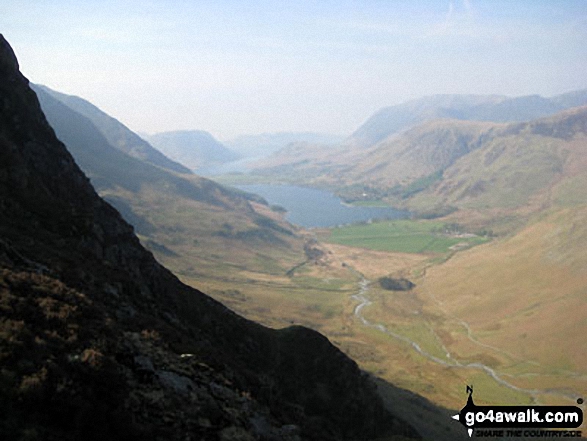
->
0;35;418;440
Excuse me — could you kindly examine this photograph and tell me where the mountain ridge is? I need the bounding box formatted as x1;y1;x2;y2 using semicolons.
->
145;130;239;171
0;34;418;441
32;84;307;280
250;103;587;228
347;91;587;148
32;84;193;175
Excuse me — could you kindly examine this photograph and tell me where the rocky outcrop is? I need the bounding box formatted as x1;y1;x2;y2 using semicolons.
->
0;35;418;440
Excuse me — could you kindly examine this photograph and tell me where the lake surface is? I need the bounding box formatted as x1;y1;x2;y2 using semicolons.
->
236;184;409;228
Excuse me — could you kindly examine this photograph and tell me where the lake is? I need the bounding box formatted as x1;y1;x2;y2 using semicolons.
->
236;184;409;228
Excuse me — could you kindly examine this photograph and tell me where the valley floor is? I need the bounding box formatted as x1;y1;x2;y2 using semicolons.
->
141;194;587;440
160;224;586;415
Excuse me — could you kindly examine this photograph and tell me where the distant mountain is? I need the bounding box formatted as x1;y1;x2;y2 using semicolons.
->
31;84;192;174
252;104;587;225
1;34;417;441
550;89;587;109
347;91;587;148
34;87;226;206
146;130;240;171
227;132;344;158
32;85;304;278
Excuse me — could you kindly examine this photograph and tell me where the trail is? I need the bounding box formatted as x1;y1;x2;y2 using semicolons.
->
351;275;581;404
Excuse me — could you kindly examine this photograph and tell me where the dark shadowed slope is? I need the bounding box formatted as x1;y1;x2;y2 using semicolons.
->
0;35;419;440
32;84;192;174
33;85;228;205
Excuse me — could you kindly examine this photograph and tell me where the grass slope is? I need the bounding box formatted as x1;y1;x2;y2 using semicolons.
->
419;205;587;380
34;86;308;282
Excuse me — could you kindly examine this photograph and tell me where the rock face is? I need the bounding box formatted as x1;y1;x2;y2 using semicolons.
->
0;35;418;440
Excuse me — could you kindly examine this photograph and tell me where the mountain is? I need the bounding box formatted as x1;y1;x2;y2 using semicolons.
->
31;84;308;282
408;107;587;214
0;34;418;441
347;91;587;149
252;119;500;193
227;132;344;158
346;94;501;148
247;91;587;195
146;130;240;171
410;109;587;376
251;102;587;228
32;84;192;174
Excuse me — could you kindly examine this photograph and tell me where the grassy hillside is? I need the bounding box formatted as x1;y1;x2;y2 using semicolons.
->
341;120;498;190
34;86;308;281
417;206;587;392
408;107;587;216
245;119;495;197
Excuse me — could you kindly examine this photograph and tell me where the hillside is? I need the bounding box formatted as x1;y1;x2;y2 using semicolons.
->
247;92;587;204
253;120;498;192
32;84;192;174
146;130;240;172
32;85;306;281
347;91;587;149
407;107;587;217
307;107;587;414
250;105;587;231
0;34;419;441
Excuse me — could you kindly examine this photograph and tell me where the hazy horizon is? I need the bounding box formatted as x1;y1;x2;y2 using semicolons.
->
2;0;586;140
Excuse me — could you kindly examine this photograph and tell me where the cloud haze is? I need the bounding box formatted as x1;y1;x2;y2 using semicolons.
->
1;0;586;139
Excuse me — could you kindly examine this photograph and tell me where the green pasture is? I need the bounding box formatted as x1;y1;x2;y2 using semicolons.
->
322;219;490;253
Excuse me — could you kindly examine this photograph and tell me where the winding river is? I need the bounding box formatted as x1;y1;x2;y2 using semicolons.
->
351;276;581;404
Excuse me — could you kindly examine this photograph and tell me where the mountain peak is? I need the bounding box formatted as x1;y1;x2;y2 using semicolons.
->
0;34;19;71
1;35;416;440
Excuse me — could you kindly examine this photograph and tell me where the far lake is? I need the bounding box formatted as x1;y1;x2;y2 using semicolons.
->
236;184;409;228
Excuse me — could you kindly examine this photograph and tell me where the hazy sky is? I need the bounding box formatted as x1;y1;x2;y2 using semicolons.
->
2;0;586;139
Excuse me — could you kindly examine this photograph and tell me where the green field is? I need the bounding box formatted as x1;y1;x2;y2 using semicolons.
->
321;219;490;253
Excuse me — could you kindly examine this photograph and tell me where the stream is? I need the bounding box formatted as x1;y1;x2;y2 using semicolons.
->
351;277;581;404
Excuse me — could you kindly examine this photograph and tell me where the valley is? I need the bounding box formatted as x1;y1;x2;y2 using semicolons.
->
3;2;587;439
182;220;586;411
29;79;587;436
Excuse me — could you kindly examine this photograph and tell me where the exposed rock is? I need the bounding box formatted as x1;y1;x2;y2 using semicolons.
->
0;34;419;441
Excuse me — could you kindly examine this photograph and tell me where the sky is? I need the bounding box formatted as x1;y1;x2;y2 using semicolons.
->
1;0;586;140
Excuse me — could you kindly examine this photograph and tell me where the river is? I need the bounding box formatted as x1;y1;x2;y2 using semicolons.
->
351;275;581;404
